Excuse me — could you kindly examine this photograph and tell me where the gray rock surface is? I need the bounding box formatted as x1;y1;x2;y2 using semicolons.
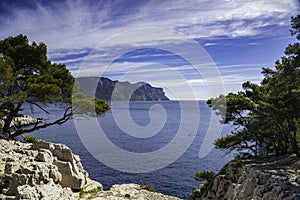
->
10;115;42;127
79;184;181;200
16;180;74;200
0;139;100;199
0;115;42;128
190;155;300;200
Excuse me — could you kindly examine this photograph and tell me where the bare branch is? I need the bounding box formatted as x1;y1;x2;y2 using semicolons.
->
25;100;50;115
10;107;73;138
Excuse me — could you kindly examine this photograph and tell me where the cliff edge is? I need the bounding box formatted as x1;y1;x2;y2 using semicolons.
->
0;139;180;200
190;154;300;200
77;77;169;101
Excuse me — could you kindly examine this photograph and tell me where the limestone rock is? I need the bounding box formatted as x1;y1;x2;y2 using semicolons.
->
190;154;300;200
10;115;41;127
0;115;42;128
83;178;103;192
35;149;53;163
79;184;181;200
32;140;55;152
0;139;91;198
33;140;88;190
54;160;85;190
16;180;75;200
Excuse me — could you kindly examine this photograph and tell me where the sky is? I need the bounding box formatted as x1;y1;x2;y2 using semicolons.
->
0;0;299;100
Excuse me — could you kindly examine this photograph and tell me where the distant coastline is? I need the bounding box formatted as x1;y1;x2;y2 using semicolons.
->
77;77;169;101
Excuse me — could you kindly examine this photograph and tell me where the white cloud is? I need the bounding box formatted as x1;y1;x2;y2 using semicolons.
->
0;0;298;99
0;0;298;50
48;48;91;59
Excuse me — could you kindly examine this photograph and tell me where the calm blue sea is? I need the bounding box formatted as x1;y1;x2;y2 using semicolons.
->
25;101;233;199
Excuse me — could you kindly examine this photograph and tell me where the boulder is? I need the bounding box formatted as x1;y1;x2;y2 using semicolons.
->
16;180;75;200
0;139;91;198
54;160;85;190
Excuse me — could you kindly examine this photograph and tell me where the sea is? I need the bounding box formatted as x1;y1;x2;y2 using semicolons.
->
23;101;233;199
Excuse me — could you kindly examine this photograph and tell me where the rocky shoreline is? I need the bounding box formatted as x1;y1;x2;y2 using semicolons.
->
0;139;180;200
2;138;300;200
190;154;300;200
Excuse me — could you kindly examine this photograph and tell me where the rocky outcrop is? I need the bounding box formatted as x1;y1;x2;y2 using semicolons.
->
10;115;42;127
190;155;300;200
77;77;169;101
79;184;181;200
0;139;101;200
0;115;42;128
0;139;179;200
16;180;74;200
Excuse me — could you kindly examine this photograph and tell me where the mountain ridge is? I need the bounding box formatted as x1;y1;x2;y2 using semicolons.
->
77;77;169;101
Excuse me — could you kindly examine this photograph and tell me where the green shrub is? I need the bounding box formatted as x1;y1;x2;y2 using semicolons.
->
140;184;156;192
195;171;215;182
79;187;102;198
194;171;216;195
24;136;38;144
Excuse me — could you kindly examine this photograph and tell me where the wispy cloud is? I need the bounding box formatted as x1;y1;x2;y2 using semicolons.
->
0;0;298;99
0;0;298;50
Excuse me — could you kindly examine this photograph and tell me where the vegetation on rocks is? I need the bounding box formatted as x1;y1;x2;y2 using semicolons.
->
79;187;102;199
140;184;156;192
194;171;216;194
23;135;38;144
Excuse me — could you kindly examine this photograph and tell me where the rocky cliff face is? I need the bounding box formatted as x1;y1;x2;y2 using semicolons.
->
77;77;169;101
190;155;300;200
0;139;180;200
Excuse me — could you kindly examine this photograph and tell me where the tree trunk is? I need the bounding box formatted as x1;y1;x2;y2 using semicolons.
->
292;131;300;157
2;103;22;139
3;112;15;135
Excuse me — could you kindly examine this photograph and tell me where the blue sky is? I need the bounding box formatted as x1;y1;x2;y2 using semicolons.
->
0;0;299;100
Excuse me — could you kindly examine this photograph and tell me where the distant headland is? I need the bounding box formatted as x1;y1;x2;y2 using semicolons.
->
76;77;169;101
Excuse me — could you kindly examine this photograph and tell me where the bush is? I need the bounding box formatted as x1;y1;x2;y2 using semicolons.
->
140;184;156;192
195;171;215;182
194;171;216;195
24;136;38;144
79;188;102;198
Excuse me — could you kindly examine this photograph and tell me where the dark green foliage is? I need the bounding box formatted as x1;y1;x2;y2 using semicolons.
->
208;15;300;157
24;135;38;144
291;15;300;40
195;171;215;182
140;184;156;192
194;171;216;195
0;34;110;139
